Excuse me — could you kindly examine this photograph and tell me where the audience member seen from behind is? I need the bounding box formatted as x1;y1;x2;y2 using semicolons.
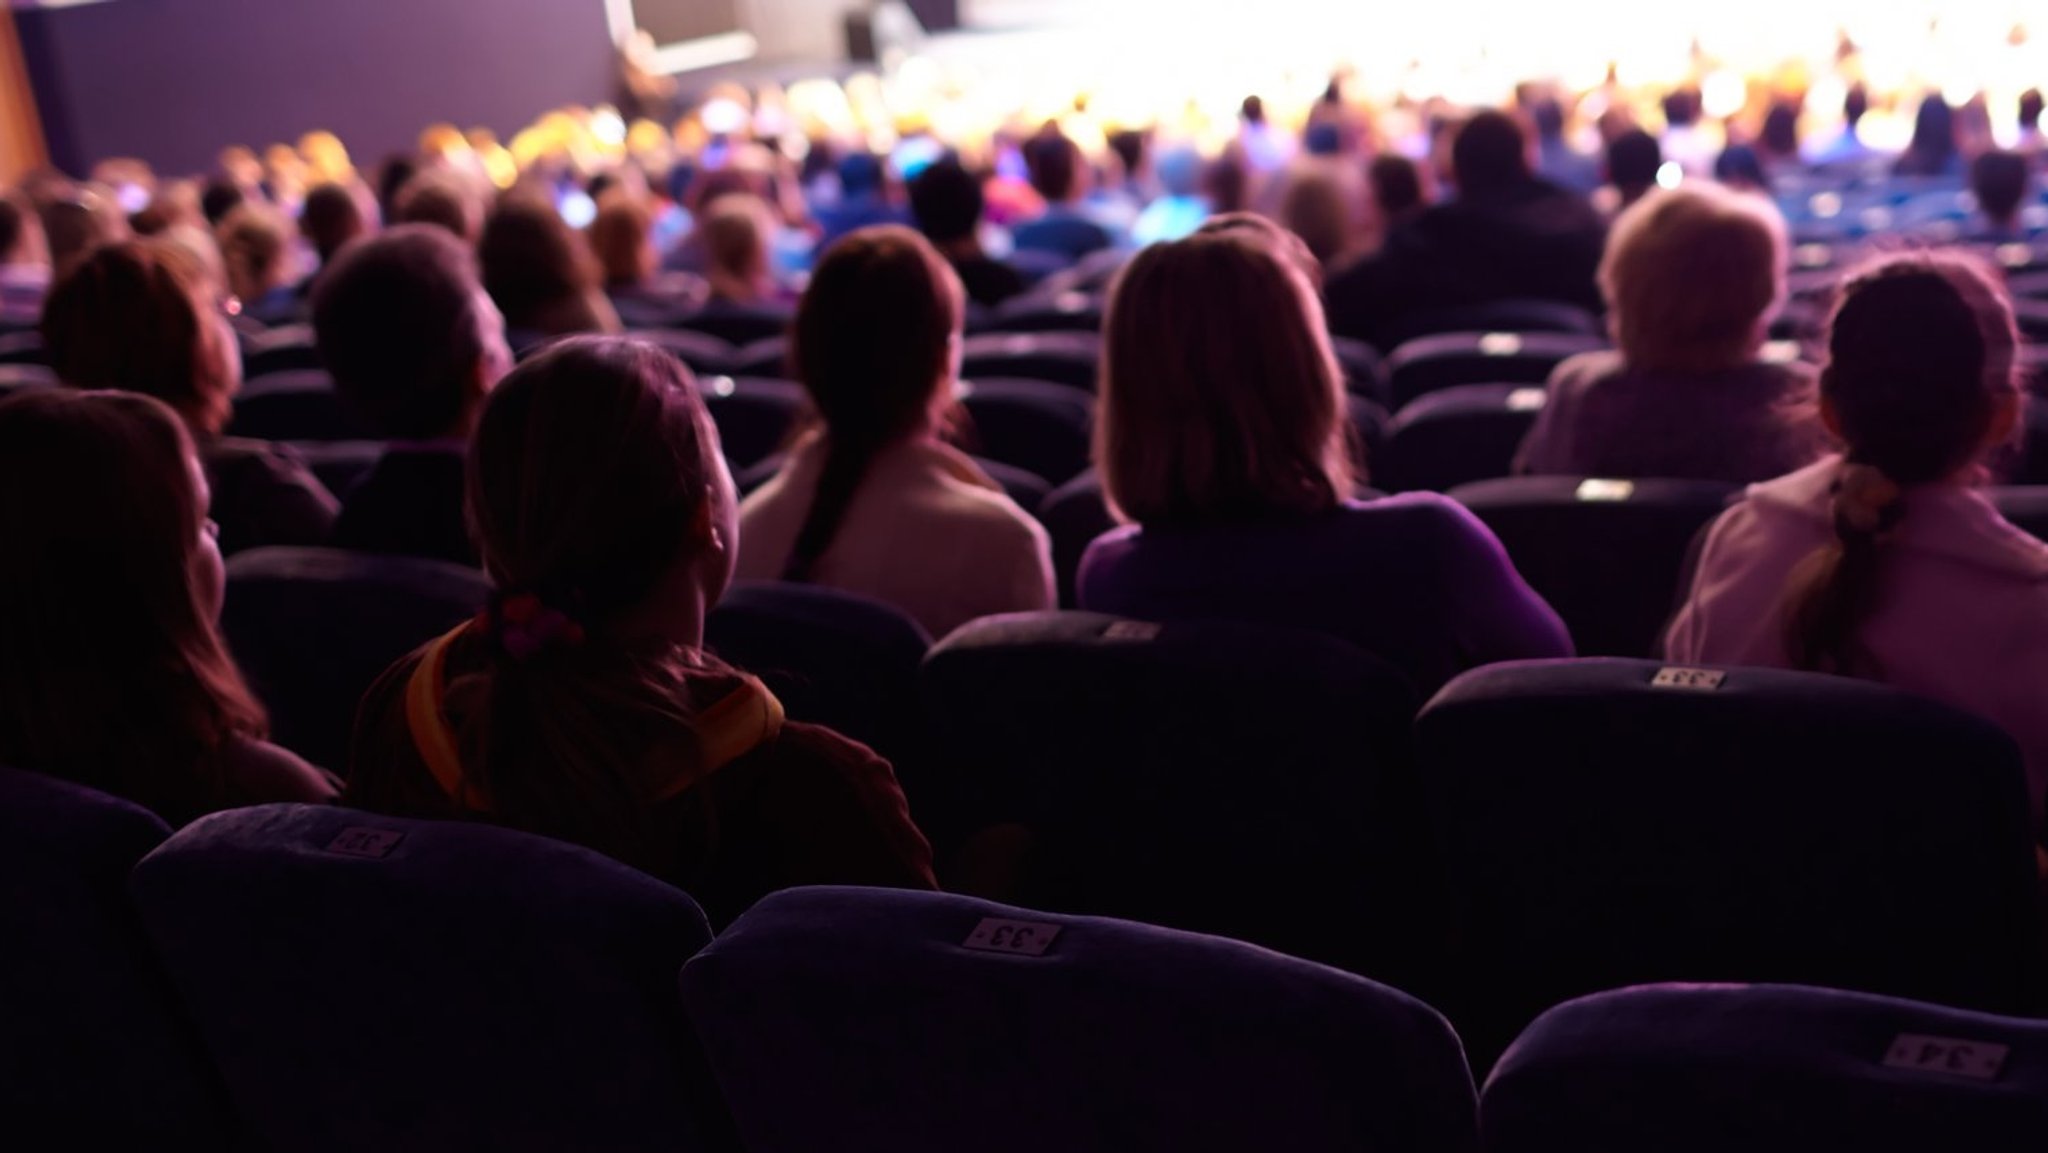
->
736;226;1054;638
815;151;907;249
394;167;485;244
0;193;50;327
696;194;788;309
1012;129;1117;262
0;389;337;823
908;159;1025;309
345;338;935;923
1324;110;1607;350
313;225;512;565
1894;95;1962;179
1517;185;1822;483
1968;151;2033;242
41;186;132;282
479;192;622;343
216;202;300;325
298;182;370;286
588;188;704;325
41;240;337;553
1667;252;2048;828
1601;129;1664;215
1277;161;1367;276
1080;227;1571;696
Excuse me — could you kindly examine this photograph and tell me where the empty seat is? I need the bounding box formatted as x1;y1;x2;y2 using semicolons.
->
220;548;490;772
961;331;1101;392
225;371;378;442
699;375;806;469
631;327;733;375
288;439;386;498
682;886;1477;1153
1384;298;1603;347
1039;470;1116;608
0;329;46;364
1386;332;1606;410
706;582;931;778
1483;984;2048;1153
983;290;1103;333
1377;384;1548;493
919;613;1429;978
0;362;55;394
1418;659;2042;1070
131;804;728;1152
239;323;323;377
1449;476;1736;657
673;303;793;346
957;377;1094;485
726;335;789;378
0;769;232;1148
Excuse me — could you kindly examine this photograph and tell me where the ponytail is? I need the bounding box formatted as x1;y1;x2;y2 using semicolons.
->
782;430;887;582
1782;464;1905;676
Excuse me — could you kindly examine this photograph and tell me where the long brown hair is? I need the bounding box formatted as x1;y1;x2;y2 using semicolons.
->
0;389;265;817
450;337;737;877
1783;252;2021;675
783;225;962;582
1096;228;1353;527
41;238;240;436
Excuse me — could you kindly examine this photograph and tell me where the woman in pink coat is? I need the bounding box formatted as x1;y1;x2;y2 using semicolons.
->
1667;251;2048;832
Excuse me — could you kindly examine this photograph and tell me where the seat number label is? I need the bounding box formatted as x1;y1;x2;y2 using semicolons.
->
963;918;1062;956
1652;667;1726;691
1883;1034;2008;1080
326;827;404;859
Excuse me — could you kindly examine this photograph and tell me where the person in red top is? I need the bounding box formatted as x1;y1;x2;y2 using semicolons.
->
345;336;935;924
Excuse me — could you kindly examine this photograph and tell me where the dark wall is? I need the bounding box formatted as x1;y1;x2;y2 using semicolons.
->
18;0;618;176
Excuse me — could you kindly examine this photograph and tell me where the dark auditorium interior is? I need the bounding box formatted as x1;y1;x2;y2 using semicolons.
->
8;0;2048;1148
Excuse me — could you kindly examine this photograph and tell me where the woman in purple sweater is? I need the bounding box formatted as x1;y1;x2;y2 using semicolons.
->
1079;226;1571;696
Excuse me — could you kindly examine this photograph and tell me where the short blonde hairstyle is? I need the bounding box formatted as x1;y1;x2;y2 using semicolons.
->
1097;230;1353;527
1601;185;1786;373
216;203;292;302
698;194;773;300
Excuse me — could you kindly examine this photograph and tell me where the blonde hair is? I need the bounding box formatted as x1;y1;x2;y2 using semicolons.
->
1097;230;1353;527
1600;185;1786;373
215;202;292;303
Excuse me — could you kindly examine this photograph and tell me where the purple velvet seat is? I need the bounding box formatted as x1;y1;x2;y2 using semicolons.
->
1483;983;2048;1152
1386;331;1607;409
682;886;1477;1153
0;768;232;1148
130;803;731;1152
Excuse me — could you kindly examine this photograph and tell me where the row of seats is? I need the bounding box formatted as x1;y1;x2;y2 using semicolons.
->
7;774;2044;1151
205;552;2048;1051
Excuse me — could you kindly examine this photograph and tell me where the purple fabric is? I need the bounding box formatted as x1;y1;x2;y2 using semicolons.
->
1077;495;1572;696
1515;350;1824;484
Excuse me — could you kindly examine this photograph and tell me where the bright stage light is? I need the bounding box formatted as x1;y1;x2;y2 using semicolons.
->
1656;162;1683;190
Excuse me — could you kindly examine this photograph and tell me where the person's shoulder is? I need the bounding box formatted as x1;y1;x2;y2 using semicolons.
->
1549;348;1626;390
220;735;342;804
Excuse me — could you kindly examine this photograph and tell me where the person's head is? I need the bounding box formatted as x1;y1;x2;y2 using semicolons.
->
907;159;986;247
1605;130;1664;203
837;151;886;199
2022;89;2045;133
1023;129;1086;204
199;178;245;227
1907;94;1958;161
215;202;292;304
783;225;963;581
1107;129;1148;183
0;388;262;812
1528;97;1567;143
41;187;132;281
454;337;739;866
1971;150;2032;228
42;239;241;436
1368;153;1429;222
588;188;657;287
1451;110;1533;197
1843;83;1870;128
697;194;775;303
1277;163;1362;270
1760;102;1802;158
478;192;602;332
0;192;47;267
377;153;423;224
1714;144;1772;192
1599;185;1786;374
1240;96;1267;126
1205;149;1250;214
1784;252;2021;674
395;168;484;243
301;182;369;266
1154;146;1205;199
1661;89;1702;130
1097;228;1351;527
313;224;510;442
